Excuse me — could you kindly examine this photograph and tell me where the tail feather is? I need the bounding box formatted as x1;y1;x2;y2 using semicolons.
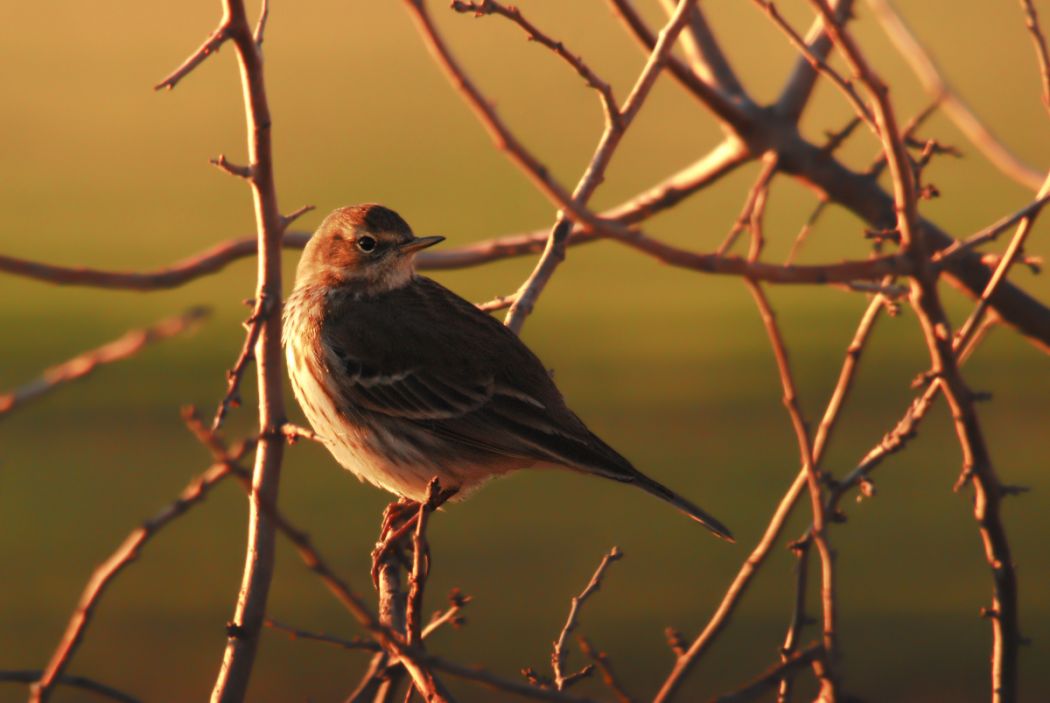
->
629;471;734;542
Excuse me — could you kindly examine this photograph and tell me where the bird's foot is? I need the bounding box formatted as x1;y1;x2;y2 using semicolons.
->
371;498;421;589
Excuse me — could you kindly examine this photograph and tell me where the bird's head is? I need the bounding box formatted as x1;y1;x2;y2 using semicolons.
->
295;204;444;293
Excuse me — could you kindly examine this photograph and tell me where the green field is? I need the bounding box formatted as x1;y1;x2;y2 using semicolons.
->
1;2;1048;701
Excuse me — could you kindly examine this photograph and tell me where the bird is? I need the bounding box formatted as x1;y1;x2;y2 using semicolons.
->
283;204;733;542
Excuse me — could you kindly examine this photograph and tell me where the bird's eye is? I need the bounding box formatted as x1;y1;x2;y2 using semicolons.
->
356;235;377;252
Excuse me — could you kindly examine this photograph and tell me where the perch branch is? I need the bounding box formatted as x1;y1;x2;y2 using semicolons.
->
181;0;289;700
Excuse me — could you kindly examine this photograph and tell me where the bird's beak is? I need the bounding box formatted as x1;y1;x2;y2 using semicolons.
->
398;235;445;255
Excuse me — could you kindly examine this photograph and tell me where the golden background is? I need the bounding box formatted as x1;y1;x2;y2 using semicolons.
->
1;1;1047;701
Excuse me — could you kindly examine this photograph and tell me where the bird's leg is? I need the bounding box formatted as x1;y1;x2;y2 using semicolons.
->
371;498;420;588
370;486;459;588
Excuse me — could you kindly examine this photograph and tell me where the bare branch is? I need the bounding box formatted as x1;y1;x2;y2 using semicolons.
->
777;540;812;702
743;281;837;693
253;0;270;47
403;0;592;227
155;13;232;91
866;0;1045;190
450;1;619;124
658;0;748;100
211;293;273;431
709;645;824;703
504;0;701;332
954;172;1050;354
263;619;381;652
551;547;622;691
0;307;209;417
1018;0;1050;117
606;0;752;130
934;193;1050;265
776;0;856;121
29;443;252;703
655;289;886;703
752;0;875;131
1;670;140;703
807;3;1021;697
576;637;634;703
421;589;471;640
210;153;253;179
204;0;289;698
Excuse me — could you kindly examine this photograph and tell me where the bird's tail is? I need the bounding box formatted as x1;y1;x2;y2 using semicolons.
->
628;471;734;542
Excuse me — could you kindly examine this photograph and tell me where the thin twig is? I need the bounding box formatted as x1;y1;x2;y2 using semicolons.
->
1019;0;1050;117
776;0;856;121
1;671;140;703
658;0;748;100
954;172;1050;354
654;290;886;703
708;645;824;703
450;1;619;124
865;0;1044;190
211;292;272;430
743;281;837;694
934;194;1050;265
504;0;701;332
0;307;209;417
576;637;634;703
155;15;232;90
777;540;812;702
551;547;622;691
717;154;778;257
606;0;752;129
808;3;1021;698
751;0;876;132
29;443;253;703
264;619;381;652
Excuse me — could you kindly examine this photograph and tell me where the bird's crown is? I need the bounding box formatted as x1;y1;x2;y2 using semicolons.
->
294;204;444;293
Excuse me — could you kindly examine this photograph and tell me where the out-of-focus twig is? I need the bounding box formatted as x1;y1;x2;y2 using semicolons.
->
29;436;254;703
866;0;1044;190
1018;0;1050;117
0;307;209;417
2;670;141;703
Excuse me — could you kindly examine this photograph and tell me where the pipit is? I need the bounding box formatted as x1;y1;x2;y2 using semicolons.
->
283;204;733;548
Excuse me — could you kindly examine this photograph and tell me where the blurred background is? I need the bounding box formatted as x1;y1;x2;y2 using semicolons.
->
1;1;1048;701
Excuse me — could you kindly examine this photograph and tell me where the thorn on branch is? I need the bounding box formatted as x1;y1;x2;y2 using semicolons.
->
280;423;322;444
280;204;315;231
664;627;687;658
225;621;253;640
210;154;254;180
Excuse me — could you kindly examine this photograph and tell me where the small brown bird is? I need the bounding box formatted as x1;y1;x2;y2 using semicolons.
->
283;204;732;541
